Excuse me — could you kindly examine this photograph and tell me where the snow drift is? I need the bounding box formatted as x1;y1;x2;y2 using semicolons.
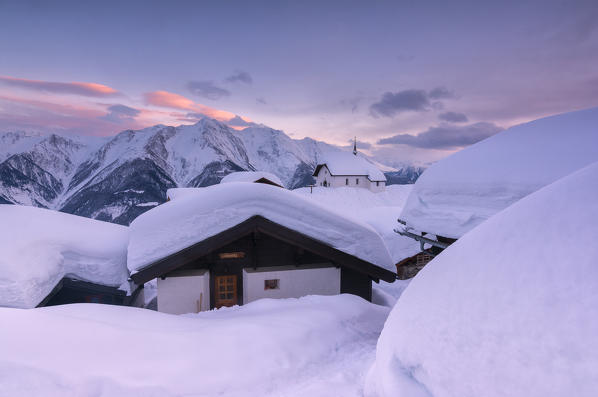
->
400;107;598;238
0;205;129;308
128;182;394;273
0;294;388;396
366;161;598;397
293;185;421;264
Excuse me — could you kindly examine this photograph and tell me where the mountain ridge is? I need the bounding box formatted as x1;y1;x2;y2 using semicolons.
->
0;118;424;225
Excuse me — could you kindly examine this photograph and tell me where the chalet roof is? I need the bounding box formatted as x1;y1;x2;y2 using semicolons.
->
313;152;386;182
128;183;395;281
220;171;284;187
0;205;129;308
399;107;598;239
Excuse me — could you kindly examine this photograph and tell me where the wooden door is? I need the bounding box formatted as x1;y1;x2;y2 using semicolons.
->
214;275;238;308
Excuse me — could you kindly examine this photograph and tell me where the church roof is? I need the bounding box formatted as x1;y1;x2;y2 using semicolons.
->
313;152;386;182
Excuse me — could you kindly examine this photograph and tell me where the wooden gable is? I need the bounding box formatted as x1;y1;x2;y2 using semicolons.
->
130;215;396;285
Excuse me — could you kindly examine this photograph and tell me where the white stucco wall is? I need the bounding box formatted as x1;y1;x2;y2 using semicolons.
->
242;264;340;304
315;165;385;192
157;269;210;314
368;180;386;192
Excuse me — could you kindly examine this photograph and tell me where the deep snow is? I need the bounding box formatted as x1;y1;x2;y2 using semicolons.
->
366;161;598;397
220;170;284;186
293;185;421;264
400;107;598;238
0;205;129;308
128;182;394;273
0;294;389;396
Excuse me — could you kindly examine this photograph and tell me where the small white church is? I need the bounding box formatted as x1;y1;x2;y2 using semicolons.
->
313;141;387;192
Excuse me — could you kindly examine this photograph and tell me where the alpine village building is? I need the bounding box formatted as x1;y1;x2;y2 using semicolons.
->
313;141;387;192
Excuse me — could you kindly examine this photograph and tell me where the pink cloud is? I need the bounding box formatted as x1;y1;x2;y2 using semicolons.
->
0;75;119;97
0;95;145;136
144;90;235;121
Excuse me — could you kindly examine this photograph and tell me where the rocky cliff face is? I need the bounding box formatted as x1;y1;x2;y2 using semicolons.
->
0;119;422;225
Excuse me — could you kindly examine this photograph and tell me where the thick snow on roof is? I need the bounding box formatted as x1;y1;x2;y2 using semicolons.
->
400;107;598;238
220;171;284;187
316;152;387;181
0;205;129;308
128;183;393;273
367;161;598;397
293;185;421;264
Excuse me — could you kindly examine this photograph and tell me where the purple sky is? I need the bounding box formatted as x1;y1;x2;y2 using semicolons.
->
0;0;597;164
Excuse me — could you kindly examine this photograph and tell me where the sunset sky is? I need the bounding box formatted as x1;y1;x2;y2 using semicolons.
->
1;0;597;164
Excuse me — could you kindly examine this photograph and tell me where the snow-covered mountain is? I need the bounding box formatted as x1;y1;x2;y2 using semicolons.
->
0;118;421;225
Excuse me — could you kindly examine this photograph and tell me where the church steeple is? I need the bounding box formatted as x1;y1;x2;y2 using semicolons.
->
352;136;357;155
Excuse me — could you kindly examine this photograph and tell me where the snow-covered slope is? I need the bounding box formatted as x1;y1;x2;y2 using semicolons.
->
0;295;388;396
366;161;598;397
0;205;129;308
1;118;409;225
400;107;598;238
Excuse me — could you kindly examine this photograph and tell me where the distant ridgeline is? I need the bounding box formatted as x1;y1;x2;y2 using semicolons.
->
0;120;423;225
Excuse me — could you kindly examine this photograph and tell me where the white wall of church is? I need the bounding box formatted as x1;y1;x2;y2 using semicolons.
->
315;166;374;190
157;269;210;314
242;265;340;304
368;180;386;192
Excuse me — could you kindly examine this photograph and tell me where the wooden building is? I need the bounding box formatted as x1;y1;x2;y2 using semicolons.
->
395;252;434;280
37;277;139;307
130;215;396;314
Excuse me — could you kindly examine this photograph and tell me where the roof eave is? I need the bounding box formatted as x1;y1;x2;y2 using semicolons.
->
130;215;396;284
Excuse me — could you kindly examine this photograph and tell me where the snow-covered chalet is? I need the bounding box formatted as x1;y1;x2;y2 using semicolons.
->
128;182;396;314
396;107;598;272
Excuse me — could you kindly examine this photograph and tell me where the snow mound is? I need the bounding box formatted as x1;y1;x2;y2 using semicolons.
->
0;205;129;308
0;294;389;396
400;107;598;238
366;161;598;397
220;170;284;187
129;183;393;273
318;152;387;181
293;185;421;264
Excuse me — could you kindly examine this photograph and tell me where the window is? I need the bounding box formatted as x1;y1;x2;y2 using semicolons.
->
416;253;433;266
376;181;379;186
264;279;279;290
218;251;245;259
356;178;359;185
346;178;349;185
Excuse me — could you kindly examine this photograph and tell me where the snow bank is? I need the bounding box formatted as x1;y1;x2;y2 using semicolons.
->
129;183;393;273
294;185;421;264
400;107;598;238
0;294;389;396
366;161;598;397
0;205;129;308
319;152;387;181
220;170;284;187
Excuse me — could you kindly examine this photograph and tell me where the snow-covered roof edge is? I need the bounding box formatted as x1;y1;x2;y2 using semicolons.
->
128;183;395;275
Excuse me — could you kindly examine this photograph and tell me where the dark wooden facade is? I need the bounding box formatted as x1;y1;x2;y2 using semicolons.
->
395;252;434;280
254;177;283;188
132;216;396;306
37;278;130;307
